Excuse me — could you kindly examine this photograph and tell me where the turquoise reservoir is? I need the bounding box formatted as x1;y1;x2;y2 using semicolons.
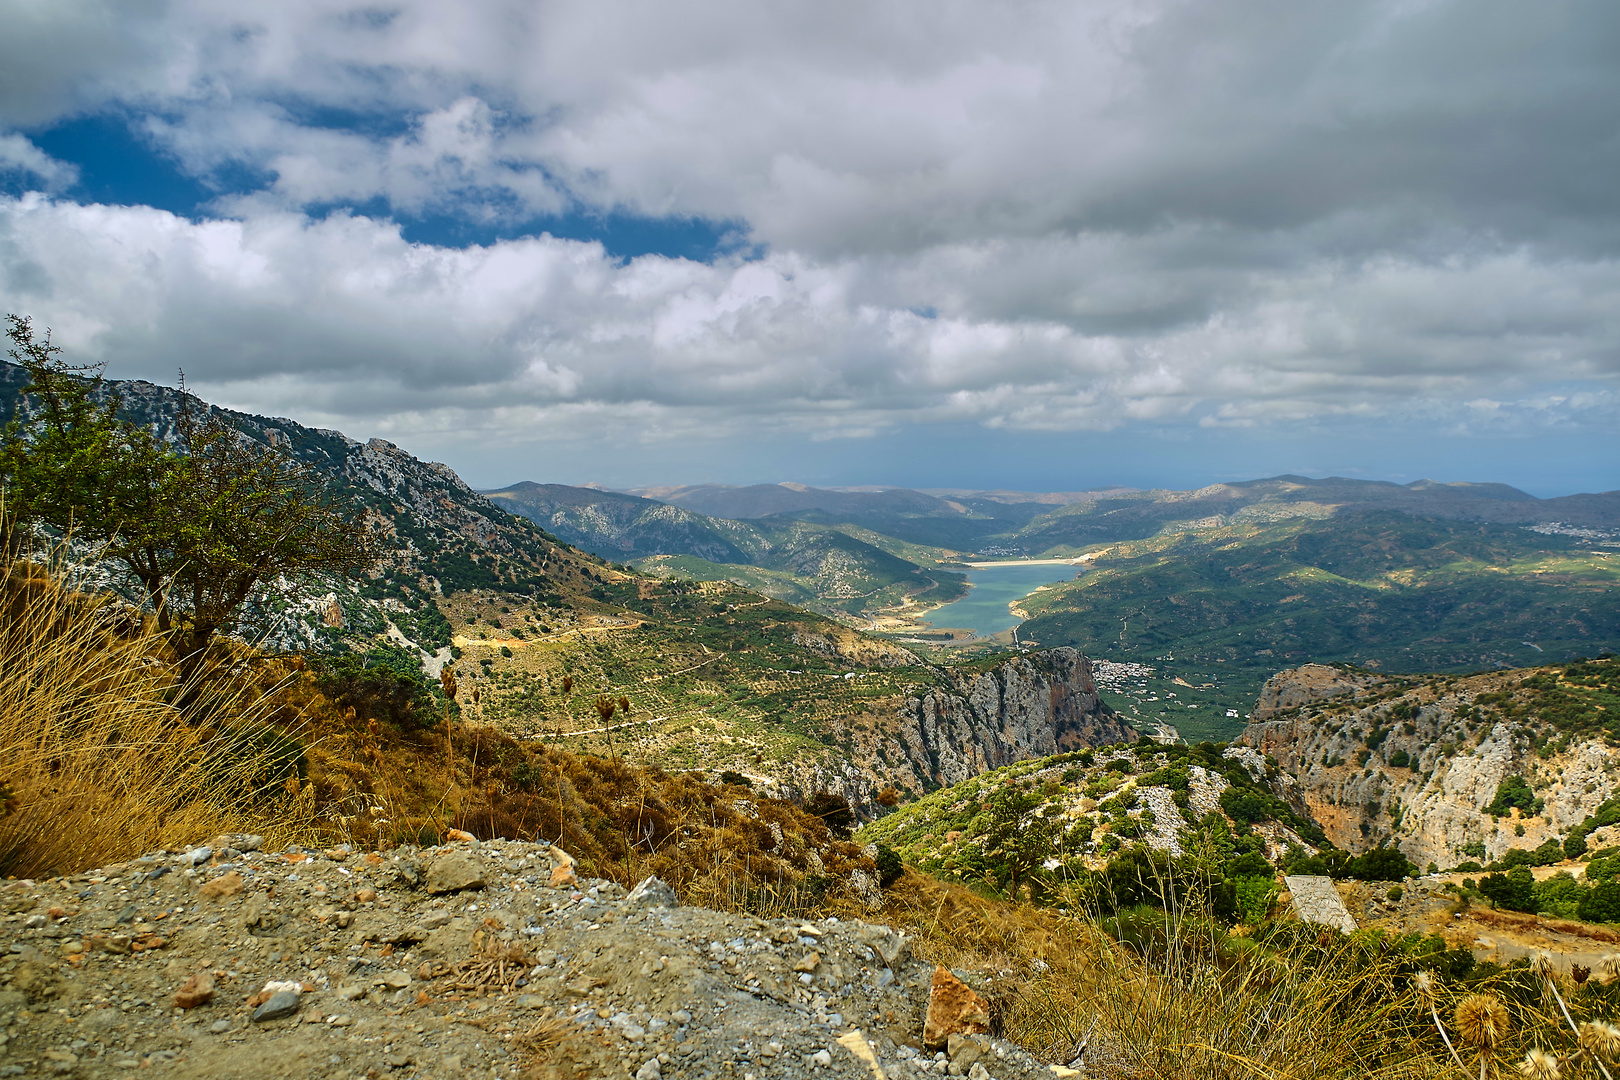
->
923;563;1081;638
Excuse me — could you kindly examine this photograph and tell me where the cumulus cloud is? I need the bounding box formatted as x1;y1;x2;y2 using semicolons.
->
2;195;1614;454
0;0;1617;467
0;135;79;191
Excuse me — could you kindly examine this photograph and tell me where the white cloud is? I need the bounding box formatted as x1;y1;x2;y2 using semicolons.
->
0;0;1617;468
2;194;1615;456
0;134;79;191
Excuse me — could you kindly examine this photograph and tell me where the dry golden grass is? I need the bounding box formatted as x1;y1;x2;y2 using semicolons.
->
862;870;1461;1079
0;555;322;877
1469;906;1620;945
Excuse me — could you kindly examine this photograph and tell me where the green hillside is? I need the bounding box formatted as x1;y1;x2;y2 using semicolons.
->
486;481;968;621
857;737;1333;915
1017;510;1620;739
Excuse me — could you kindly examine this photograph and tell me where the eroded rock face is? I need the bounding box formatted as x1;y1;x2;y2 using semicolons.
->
1240;666;1620;869
1251;664;1383;721
772;648;1136;817
892;647;1136;785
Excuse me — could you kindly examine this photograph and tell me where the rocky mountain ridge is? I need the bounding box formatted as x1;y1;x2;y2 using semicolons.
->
1238;658;1620;870
627;475;1620;555
0;361;601;660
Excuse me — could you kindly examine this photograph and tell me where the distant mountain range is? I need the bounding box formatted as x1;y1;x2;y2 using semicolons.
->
483;474;1619;738
481;481;967;617
0;362;609;656
498;475;1620;561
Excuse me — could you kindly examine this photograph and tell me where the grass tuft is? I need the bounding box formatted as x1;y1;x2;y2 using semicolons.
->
0;552;319;877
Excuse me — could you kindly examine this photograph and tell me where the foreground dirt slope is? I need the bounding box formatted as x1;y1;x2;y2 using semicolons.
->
0;838;1057;1080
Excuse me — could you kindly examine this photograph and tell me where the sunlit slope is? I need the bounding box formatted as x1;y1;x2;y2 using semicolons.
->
1020;511;1619;688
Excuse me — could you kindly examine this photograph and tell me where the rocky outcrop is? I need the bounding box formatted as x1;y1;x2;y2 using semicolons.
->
1239;664;1620;870
769;648;1136;817
0;838;1059;1079
893;648;1134;787
1251;663;1384;720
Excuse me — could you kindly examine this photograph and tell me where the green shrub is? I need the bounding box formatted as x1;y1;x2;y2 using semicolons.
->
311;650;437;730
1479;866;1535;912
1485;775;1543;818
874;844;904;889
1531;871;1587;920
1219;785;1289;826
1580;880;1620;923
1342;846;1416;882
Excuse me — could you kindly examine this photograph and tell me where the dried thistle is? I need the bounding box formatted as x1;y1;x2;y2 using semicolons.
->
1456;993;1511;1051
1519;1049;1562;1079
1414;970;1436;998
1573;965;1592;986
1531;951;1556;981
1582;1021;1620;1061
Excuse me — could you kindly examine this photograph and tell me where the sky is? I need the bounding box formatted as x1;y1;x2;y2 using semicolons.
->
0;1;1617;497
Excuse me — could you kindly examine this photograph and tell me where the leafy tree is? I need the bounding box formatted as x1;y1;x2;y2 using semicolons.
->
0;316;139;558
1479;866;1536;913
1579;880;1620;923
982;784;1060;899
1219;784;1289;825
2;315;377;678
1531;871;1587;920
1485;775;1542;818
1343;845;1417;882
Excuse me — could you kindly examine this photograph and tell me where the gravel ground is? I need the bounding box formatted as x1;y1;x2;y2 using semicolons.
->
1;837;1065;1079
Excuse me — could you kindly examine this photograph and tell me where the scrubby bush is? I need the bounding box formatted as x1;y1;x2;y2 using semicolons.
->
311;648;438;730
1342;846;1417;882
1485;774;1543;817
805;792;856;839
1478;866;1535;912
1579;880;1620;923
874;843;904;888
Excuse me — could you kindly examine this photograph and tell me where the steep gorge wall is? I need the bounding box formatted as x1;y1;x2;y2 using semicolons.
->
1239;664;1620;870
771;647;1137;816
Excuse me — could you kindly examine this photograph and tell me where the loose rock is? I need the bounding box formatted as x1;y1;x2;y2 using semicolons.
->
625;875;679;909
198;871;244;900
924;965;991;1050
251;990;302;1023
172;971;216;1009
425;851;486;894
0;836;1058;1080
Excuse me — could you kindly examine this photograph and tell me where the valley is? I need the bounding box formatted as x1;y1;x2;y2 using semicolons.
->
482;474;1619;743
6;367;1620;1080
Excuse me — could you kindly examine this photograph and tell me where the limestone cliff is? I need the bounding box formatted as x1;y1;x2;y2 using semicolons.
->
769;647;1137;817
1239;660;1620;870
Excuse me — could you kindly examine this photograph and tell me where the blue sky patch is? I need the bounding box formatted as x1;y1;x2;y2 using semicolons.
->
23;112;750;262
